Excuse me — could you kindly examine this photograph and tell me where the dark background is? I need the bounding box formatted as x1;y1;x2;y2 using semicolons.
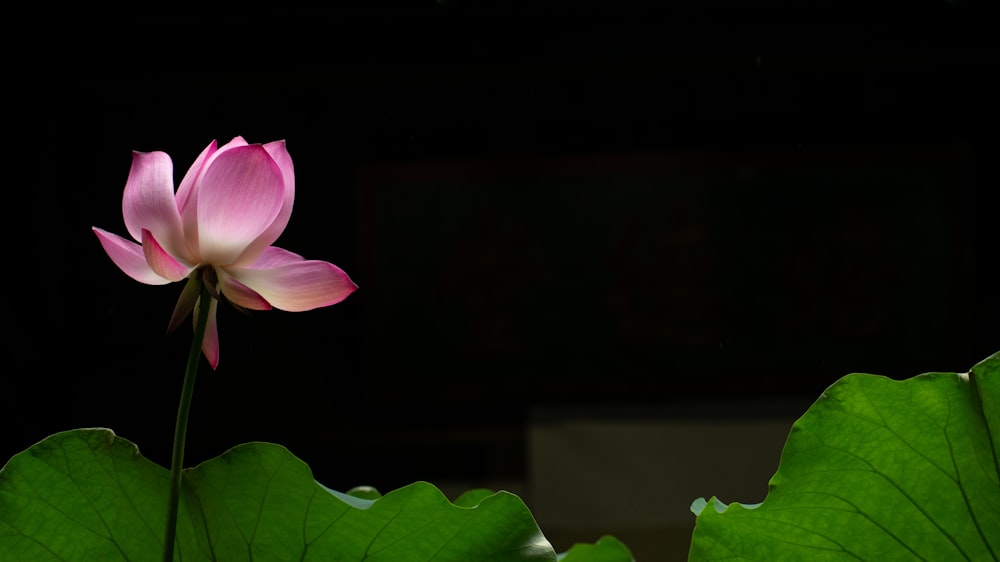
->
8;2;1000;499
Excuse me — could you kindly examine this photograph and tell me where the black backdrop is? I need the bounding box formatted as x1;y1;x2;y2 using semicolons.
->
8;3;1000;492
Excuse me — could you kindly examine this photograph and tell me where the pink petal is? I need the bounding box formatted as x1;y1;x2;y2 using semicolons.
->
195;296;220;369
176;139;218;214
248;246;305;269
179;137;248;219
176;139;219;253
93;227;172;285
122;151;188;260
196;145;285;265
216;268;272;311
226;259;358;312
215;136;250;154
233;140;295;266
142;229;193;282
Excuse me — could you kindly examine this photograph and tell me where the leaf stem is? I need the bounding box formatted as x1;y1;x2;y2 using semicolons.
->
162;280;211;562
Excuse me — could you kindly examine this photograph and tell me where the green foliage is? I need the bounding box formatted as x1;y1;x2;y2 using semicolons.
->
10;353;994;562
689;352;1000;561
1;429;615;561
557;535;635;561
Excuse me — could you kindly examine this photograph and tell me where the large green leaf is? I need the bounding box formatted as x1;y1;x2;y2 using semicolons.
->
689;352;1000;561
0;429;557;561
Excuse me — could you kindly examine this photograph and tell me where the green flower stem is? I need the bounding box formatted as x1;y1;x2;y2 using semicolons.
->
162;281;212;562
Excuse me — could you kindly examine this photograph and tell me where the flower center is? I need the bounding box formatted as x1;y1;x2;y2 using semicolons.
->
199;266;221;301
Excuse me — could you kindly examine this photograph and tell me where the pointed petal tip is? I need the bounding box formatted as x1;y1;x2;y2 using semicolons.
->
200;297;220;369
225;260;358;312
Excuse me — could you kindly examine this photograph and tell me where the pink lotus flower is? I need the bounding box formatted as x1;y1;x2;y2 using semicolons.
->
93;136;358;368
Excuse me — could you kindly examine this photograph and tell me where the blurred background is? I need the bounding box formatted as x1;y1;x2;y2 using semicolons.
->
8;3;1000;559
